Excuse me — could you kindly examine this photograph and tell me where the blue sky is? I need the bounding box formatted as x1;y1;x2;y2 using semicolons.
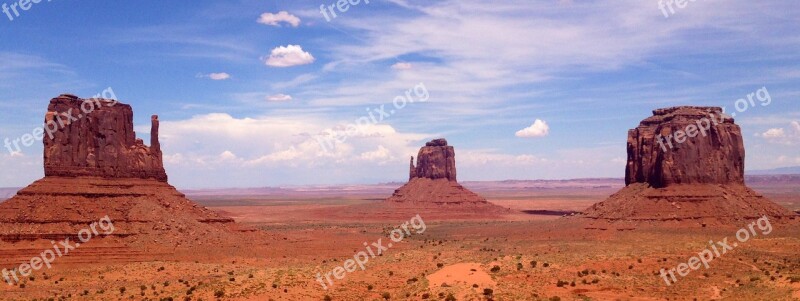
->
0;0;798;188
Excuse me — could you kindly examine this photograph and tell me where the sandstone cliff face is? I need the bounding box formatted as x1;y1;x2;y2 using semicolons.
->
43;94;167;182
410;138;457;182
625;106;744;188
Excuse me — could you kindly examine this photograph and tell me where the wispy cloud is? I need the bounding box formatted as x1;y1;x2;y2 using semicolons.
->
257;11;301;27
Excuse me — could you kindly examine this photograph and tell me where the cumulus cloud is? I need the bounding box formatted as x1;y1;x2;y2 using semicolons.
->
257;11;301;27
136;113;429;187
196;72;231;80
266;94;293;102
391;62;413;70
360;145;393;163
761;128;786;139
264;45;315;67
758;121;800;144
515;119;550;138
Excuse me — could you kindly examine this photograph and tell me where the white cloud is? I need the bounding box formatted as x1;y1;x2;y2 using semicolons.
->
359;145;393;163
266;94;293;102
761;128;786;139
264;45;315;67
758;121;800;145
219;150;238;161
196;72;231;80
136;113;430;187
391;62;413;70
257;11;301;27
515;119;550;138
209;72;231;80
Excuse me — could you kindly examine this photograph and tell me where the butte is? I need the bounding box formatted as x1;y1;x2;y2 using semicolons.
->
0;94;262;263
579;106;796;227
386;138;509;214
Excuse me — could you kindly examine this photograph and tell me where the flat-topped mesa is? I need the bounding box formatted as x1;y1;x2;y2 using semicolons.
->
625;106;743;188
579;106;795;225
411;138;457;182
43;94;168;182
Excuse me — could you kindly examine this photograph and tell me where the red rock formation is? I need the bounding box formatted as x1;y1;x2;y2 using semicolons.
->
411;138;457;182
43;94;167;181
581;106;795;226
625;106;743;188
0;94;257;250
388;139;506;213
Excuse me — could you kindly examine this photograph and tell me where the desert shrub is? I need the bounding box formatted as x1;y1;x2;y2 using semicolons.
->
381;292;391;300
516;263;523;271
530;261;537;268
323;295;332;301
483;288;494;296
214;289;225;298
445;293;456;301
490;266;501;273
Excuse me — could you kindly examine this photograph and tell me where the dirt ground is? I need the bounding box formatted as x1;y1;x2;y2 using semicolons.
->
0;180;798;301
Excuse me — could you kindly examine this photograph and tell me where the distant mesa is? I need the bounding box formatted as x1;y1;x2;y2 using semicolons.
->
387;139;507;212
0;95;256;254
580;106;795;226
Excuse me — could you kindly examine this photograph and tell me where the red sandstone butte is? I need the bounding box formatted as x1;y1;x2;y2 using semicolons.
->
409;138;457;182
581;106;795;226
0;94;256;251
388;139;505;211
43;94;167;181
625;106;743;188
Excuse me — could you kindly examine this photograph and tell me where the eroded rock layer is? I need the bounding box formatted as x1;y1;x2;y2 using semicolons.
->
0;177;236;244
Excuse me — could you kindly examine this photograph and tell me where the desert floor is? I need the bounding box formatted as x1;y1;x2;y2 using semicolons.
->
0;180;798;301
